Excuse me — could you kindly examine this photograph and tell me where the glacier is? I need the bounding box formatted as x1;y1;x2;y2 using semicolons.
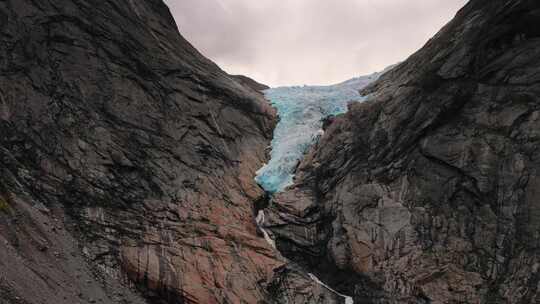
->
255;72;384;193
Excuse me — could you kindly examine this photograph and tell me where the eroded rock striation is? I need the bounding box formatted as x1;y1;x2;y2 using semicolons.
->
266;0;540;303
230;75;270;93
0;1;281;303
3;0;540;303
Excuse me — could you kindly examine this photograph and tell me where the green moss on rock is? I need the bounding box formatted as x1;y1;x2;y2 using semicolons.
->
0;196;10;213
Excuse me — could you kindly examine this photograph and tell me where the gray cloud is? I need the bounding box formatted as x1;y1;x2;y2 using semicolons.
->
164;0;468;86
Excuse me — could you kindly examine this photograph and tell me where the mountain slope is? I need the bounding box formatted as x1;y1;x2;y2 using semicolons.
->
266;0;540;302
230;75;270;92
0;1;280;303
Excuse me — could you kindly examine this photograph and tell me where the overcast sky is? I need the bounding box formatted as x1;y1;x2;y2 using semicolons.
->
164;0;468;87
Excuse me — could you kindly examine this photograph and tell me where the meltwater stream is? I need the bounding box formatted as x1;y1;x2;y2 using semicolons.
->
254;72;385;303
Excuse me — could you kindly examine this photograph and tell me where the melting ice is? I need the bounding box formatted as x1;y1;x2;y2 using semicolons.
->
255;72;383;193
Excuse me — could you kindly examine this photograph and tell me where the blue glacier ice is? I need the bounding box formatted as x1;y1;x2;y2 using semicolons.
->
255;71;385;193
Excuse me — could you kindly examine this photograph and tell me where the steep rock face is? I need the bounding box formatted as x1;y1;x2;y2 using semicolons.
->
266;265;345;304
230;75;270;93
0;1;281;303
266;0;540;303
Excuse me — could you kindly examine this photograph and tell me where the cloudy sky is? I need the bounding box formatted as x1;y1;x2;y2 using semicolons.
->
164;0;468;87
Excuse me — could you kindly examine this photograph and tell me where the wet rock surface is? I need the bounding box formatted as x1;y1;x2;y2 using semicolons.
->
0;1;281;303
266;265;345;304
267;0;540;303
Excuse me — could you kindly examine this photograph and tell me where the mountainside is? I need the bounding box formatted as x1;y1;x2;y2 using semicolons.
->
0;1;280;303
230;75;270;93
264;0;540;303
3;0;540;303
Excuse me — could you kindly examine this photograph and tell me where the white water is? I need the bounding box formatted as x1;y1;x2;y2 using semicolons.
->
253;70;398;303
256;210;276;249
308;273;354;304
256;210;354;304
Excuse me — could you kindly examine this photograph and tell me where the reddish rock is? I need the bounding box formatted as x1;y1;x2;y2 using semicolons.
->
0;0;281;303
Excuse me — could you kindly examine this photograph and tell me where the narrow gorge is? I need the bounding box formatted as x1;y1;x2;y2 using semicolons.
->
1;0;540;303
254;71;390;303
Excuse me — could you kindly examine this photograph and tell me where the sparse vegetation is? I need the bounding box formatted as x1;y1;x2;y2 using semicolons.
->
0;196;10;213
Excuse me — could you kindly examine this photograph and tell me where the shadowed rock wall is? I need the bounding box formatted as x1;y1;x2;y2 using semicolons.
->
0;1;280;303
266;0;540;303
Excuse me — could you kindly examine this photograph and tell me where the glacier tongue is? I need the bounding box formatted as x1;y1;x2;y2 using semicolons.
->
255;73;383;193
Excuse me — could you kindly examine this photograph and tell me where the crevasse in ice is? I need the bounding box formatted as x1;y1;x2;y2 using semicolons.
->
255;72;384;193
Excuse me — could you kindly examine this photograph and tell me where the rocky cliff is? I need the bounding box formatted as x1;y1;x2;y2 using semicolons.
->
265;0;540;303
230;75;270;93
3;0;540;303
0;1;281;303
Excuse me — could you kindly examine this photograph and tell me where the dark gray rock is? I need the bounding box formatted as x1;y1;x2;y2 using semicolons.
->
0;0;281;303
230;75;270;92
266;264;345;304
267;0;540;303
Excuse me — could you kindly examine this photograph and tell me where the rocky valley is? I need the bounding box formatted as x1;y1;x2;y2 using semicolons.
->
1;0;540;303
